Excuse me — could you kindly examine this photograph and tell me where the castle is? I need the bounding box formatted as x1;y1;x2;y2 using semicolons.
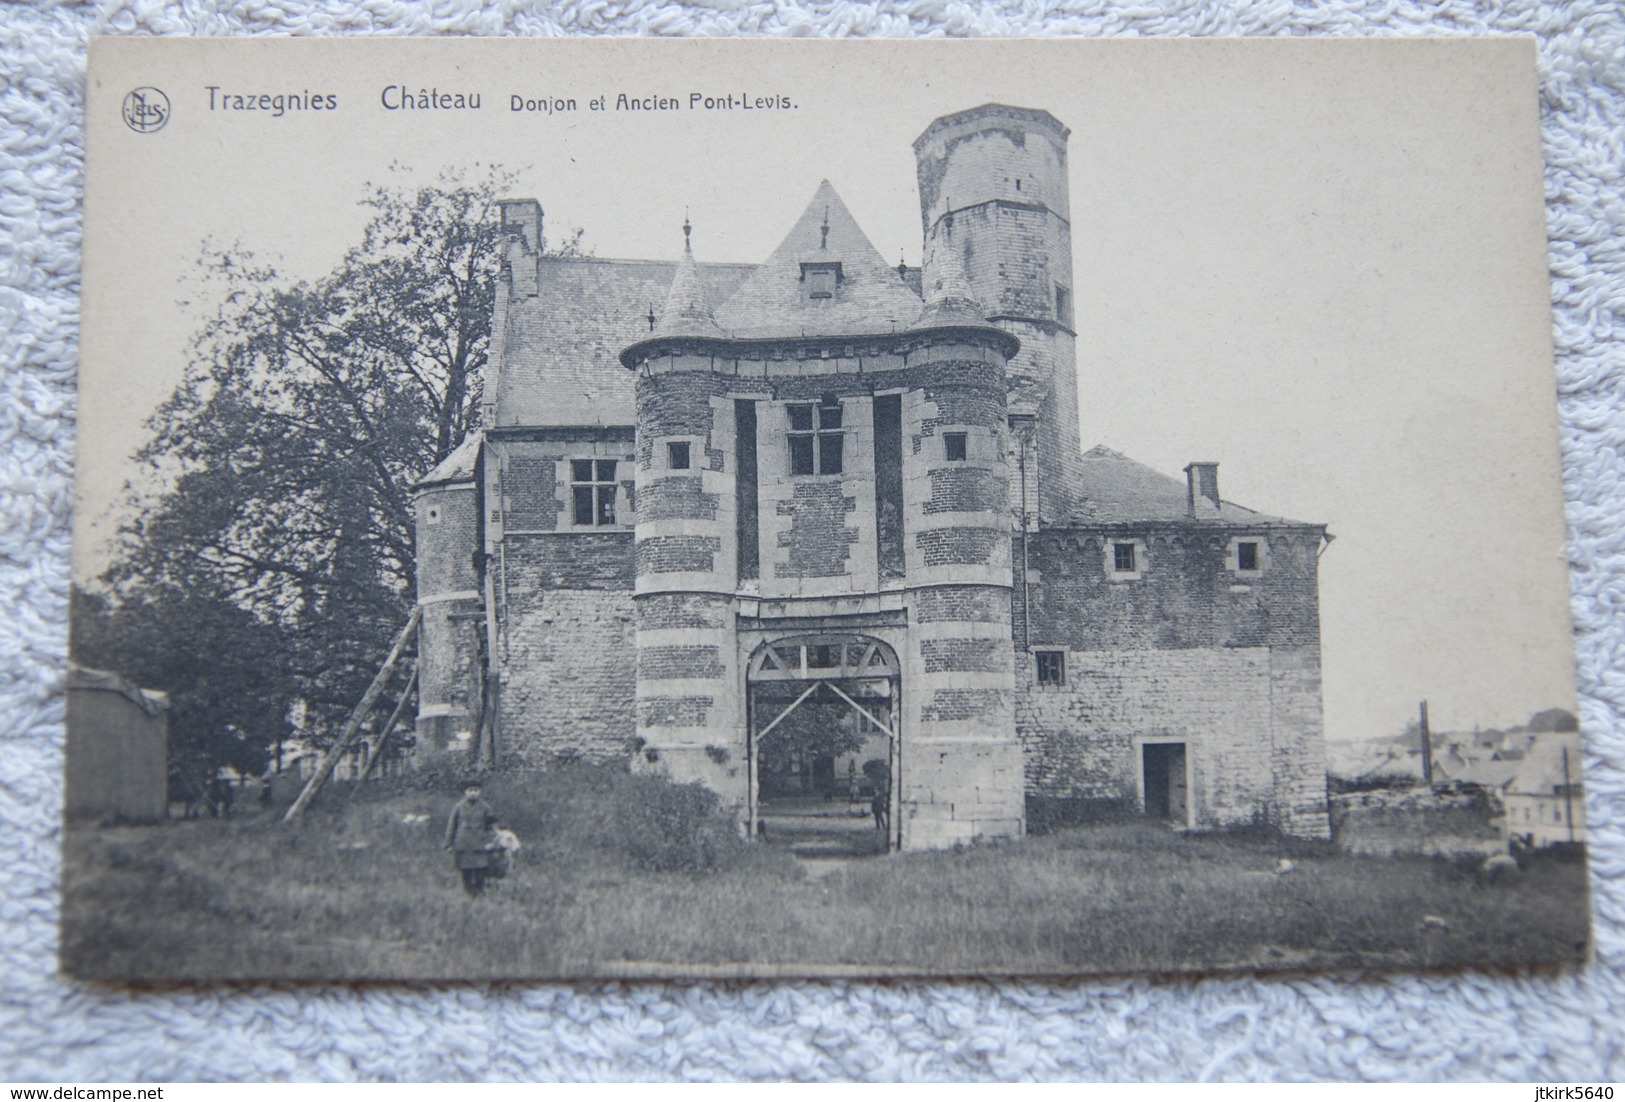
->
413;104;1333;849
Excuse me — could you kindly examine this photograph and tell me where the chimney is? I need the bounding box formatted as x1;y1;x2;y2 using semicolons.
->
1184;462;1220;515
498;198;543;298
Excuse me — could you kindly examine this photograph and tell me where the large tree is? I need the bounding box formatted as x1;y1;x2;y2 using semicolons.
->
71;585;294;782
86;169;582;774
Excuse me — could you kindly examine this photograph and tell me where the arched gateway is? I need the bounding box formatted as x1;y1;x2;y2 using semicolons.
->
747;635;901;854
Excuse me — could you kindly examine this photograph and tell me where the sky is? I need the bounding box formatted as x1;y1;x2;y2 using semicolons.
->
79;37;1580;744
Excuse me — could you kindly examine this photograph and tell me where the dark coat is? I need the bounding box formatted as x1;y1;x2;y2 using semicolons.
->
444;795;498;869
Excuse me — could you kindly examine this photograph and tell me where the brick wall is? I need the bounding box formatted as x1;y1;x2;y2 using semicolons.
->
496;531;636;762
635;371;731;466
636;535;722;576
776;481;859;578
1027;526;1323;651
638;475;718;522
489;436;636;535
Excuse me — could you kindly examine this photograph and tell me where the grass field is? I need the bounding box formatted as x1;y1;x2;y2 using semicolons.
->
59;766;1592;981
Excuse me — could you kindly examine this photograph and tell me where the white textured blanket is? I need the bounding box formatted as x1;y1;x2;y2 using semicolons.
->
2;0;1621;1081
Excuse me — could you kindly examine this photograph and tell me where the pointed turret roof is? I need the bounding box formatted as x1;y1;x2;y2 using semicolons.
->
653;218;722;338
914;231;988;329
416;433;481;487
712;180;923;338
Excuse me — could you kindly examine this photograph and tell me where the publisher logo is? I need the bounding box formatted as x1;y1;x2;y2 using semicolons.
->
122;87;170;133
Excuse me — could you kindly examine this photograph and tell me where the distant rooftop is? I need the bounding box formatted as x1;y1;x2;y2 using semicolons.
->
1061;445;1315;527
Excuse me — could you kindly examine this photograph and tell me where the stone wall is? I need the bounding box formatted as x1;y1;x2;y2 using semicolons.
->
914;105;1081;522
1015;643;1328;837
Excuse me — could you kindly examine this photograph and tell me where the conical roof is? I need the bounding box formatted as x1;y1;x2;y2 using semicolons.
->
712;180;923;338
652;222;722;338
914;231;988;328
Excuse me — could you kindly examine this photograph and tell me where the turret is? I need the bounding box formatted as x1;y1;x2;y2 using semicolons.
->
413;436;485;756
914;105;1081;521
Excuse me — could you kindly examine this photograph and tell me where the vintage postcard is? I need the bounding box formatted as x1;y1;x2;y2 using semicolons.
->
67;36;1590;980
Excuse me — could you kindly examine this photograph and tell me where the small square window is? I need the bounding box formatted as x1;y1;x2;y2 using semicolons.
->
944;432;968;461
667;441;691;470
1237;541;1259;571
1036;650;1066;686
1113;542;1136;573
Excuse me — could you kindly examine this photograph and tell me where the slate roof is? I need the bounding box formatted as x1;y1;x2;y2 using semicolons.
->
417;434;481;487
711;180;924;339
492;256;755;428
1064;445;1313;527
653;234;723;339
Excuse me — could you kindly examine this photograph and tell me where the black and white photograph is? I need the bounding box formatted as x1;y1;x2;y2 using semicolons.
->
63;36;1591;981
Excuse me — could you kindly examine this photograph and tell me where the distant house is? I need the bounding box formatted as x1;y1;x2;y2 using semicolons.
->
1454;758;1519;791
65;666;169;824
1502;733;1585;848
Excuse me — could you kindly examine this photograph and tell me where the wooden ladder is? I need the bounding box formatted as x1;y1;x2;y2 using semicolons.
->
283;607;420;822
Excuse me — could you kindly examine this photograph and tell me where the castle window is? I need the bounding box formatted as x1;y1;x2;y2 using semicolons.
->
1055;285;1072;327
570;459;618;526
667;441;691;471
800;261;843;300
1035;650;1066;687
944;432;968;462
1106;538;1147;580
1228;535;1268;575
788;398;843;476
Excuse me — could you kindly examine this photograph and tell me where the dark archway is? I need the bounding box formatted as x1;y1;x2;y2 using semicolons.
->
747;635;900;856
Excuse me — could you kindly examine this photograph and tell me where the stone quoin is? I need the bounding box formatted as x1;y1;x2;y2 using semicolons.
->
412;103;1333;849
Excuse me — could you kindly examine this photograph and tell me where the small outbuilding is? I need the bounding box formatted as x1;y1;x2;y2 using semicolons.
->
65;666;169;824
1502;733;1585;849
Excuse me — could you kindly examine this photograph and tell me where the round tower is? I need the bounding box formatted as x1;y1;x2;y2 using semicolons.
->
413;437;485;756
624;227;745;801
914;104;1081;521
896;263;1025;847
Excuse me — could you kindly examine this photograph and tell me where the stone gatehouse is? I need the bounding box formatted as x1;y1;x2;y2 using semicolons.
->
413;103;1333;849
